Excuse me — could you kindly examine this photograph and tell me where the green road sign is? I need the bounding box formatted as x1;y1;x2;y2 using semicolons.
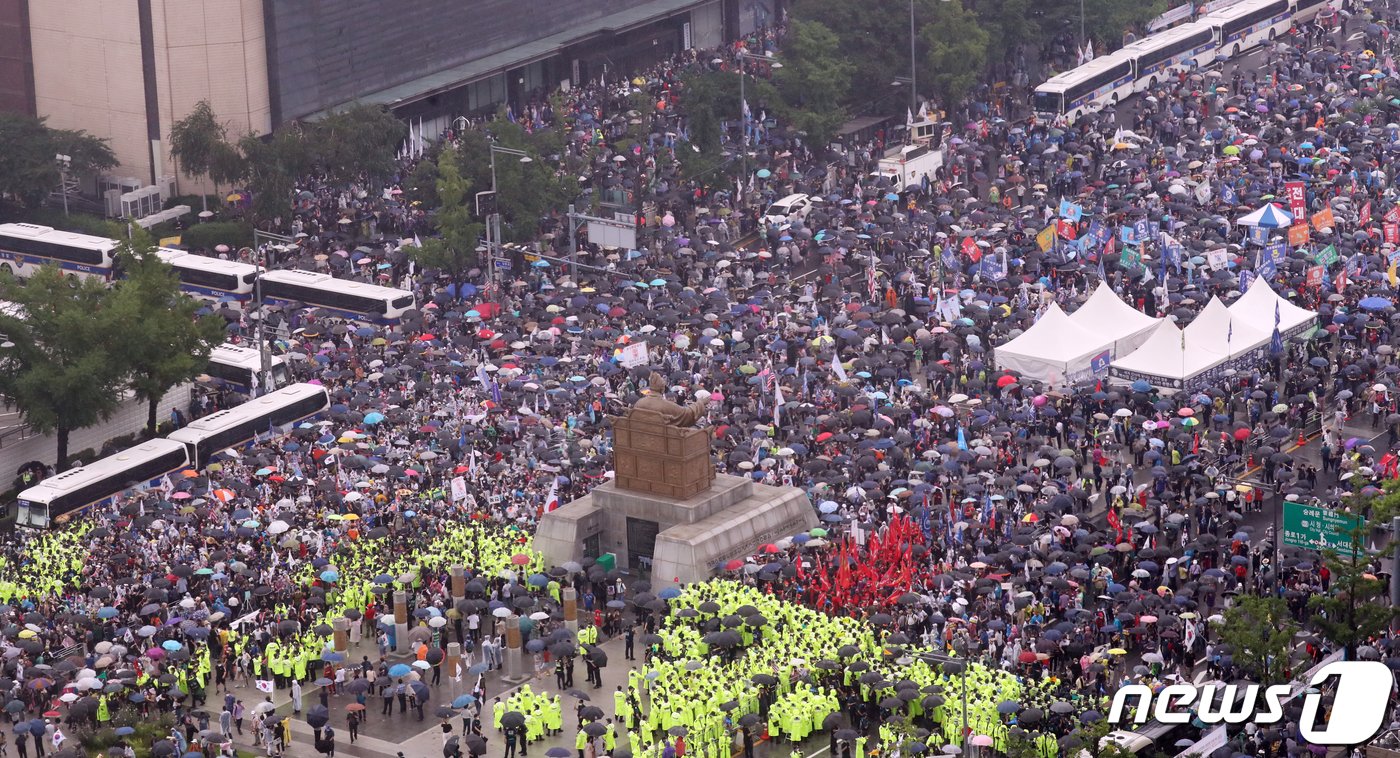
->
1281;501;1363;553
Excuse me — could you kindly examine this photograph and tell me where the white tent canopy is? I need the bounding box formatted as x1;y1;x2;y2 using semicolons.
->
1066;281;1161;355
995;303;1106;386
1106;320;1198;388
1185;296;1270;359
1228;278;1318;336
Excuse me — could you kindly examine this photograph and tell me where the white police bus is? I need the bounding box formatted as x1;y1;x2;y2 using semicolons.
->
167;382;329;468
1033;51;1137;123
151;248;259;302
256;269;416;324
15;439;190;528
1122;21;1218;93
1202;0;1293;58
0;223;119;281
206;342;291;395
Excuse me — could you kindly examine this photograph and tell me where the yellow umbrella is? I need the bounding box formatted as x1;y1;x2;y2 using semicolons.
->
1107;648;1127;655
341;514;360;521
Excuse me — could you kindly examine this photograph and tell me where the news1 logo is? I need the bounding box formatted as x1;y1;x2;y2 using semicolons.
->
1107;662;1394;746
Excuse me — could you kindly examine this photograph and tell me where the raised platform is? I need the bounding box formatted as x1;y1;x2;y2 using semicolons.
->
535;474;817;592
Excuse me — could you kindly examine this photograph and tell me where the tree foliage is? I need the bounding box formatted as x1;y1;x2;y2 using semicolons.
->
403;145;483;279
0;114;116;208
453;121;578;244
112;230;224;434
1309;522;1397;657
771;19;852;145
239;129;309;224
0;268;129;471
921;1;990;108
1217;595;1297;686
303;104;407;186
168;100;246;190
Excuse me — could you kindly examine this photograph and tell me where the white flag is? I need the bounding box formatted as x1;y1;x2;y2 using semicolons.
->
774;382;784;427
832;357;850;384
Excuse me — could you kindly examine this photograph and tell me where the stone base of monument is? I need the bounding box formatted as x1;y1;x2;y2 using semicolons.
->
535;473;817;593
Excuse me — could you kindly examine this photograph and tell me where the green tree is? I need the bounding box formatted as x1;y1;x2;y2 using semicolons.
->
1074;0;1168;49
453;122;578;243
1309;522;1397;658
0;114;116;207
794;0;907;110
403;145;483;281
239;129;309;224
168;101;246;192
111;231;224;434
676;70;738;157
1217;595;1297;685
1074;720;1134;758
0;267;127;471
975;0;1039;65
304;104;407;187
771;19;853;145
920;1;990;108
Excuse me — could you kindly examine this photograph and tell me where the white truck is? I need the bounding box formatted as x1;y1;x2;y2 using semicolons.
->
873;144;945;193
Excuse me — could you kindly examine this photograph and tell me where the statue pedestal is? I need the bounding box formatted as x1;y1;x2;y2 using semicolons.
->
609;410;714;499
536;405;816;593
536;475;816;593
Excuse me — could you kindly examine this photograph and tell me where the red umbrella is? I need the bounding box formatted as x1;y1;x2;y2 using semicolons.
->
724;559;745;571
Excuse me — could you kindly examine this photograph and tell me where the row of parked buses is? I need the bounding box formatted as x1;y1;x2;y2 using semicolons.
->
13;383;331;528
1034;0;1332;122
0;223;417;324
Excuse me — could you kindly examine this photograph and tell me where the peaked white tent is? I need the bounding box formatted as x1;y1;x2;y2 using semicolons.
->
1185;296;1270;358
1228;278;1318;337
1066;282;1161;356
995;303;1106;385
1110;295;1285;392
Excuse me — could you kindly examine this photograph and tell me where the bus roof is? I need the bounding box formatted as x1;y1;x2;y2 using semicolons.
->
0;223;118;252
209;343;287;370
1039;51;1135;90
259;269;412;299
153;249;260;277
167;383;328;442
1201;0;1284;21
1121;20;1214;52
17;439;188;500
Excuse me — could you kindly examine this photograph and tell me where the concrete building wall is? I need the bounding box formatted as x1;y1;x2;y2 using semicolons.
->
27;0;270;195
150;0;271;195
0;0;35;115
28;0;150;183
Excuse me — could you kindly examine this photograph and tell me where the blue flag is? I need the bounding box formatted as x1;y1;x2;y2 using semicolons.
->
956;426;968;451
1270;301;1283;356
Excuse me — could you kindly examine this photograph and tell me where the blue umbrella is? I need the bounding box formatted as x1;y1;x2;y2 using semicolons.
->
1359;296;1393;311
452;694;477;708
97;607;119;620
162;640;183;651
320;570;340;583
658;587;681;600
363;412;385;425
388;663;413;678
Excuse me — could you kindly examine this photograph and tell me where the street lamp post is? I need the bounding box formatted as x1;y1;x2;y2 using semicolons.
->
909;0;918;114
715;52;781;195
486;145;532;297
55;154;71;217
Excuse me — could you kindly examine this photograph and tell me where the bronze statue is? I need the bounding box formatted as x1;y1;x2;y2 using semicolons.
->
629;372;709;427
